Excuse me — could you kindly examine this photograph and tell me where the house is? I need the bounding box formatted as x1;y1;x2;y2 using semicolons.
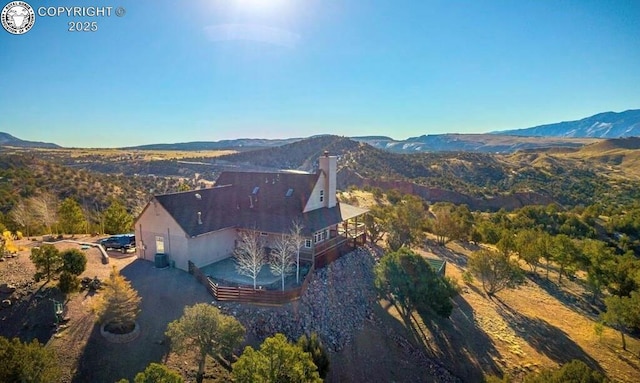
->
134;152;369;272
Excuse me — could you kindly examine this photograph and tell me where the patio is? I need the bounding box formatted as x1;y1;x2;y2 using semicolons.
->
199;256;312;290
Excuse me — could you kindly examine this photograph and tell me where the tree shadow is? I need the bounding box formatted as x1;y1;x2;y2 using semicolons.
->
72;259;214;382
493;297;603;373
526;272;603;320
423;243;468;268
0;281;61;345
415;294;504;381
373;300;464;382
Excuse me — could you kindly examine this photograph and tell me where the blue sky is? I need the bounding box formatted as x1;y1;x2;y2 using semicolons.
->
1;0;639;148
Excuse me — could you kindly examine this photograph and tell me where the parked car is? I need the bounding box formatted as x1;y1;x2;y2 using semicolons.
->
100;234;136;253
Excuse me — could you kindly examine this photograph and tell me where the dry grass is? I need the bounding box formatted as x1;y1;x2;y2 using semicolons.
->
22;147;237;160
383;241;640;382
337;189;389;209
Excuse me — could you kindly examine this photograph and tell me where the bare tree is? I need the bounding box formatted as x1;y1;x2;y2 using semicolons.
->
270;233;295;291
289;220;305;283
234;230;267;290
31;193;59;235
10;199;35;238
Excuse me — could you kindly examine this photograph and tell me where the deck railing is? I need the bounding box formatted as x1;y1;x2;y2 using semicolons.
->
189;260;315;305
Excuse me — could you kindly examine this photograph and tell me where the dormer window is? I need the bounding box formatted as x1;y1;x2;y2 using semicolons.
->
320;190;324;202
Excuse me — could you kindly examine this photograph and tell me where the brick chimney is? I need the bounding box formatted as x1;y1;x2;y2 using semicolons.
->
318;151;337;208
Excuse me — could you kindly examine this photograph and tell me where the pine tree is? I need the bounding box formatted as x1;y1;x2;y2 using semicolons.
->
58;198;86;235
94;266;141;334
166;303;245;383
30;244;63;282
233;333;322;383
103;200;133;234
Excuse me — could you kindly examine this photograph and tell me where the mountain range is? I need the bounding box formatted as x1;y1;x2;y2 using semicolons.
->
1;109;638;152
496;109;640;138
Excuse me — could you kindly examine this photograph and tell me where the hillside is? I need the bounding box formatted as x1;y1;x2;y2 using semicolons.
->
3;135;640;212
496;109;640;138
209;135;627;207
0;132;60;149
0;152;180;216
216;135;362;171
338;142;619;207
357;134;597;153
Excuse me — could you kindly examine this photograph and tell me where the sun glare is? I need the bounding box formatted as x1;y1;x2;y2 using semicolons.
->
235;0;288;12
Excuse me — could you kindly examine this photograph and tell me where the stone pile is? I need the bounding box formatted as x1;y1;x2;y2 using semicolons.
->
219;246;377;351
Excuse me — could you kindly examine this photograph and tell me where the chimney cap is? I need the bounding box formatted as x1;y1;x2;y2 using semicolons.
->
323;150;329;157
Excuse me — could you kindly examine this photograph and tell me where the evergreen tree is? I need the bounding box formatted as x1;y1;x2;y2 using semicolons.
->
297;333;330;379
58;249;87;294
551;234;582;283
0;337;61;383
523;359;607;383
58;197;86;235
30;244;63;281
375;248;458;320
602;291;640;351
94;266;141;334
468;249;523;297
103;200;133;234
166;303;245;383
134;363;184;383
233;333;322;383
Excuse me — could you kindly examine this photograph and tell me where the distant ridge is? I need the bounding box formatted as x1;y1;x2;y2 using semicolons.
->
579;136;640;153
0;132;60;149
495;109;640;138
125;138;302;151
355;134;597;153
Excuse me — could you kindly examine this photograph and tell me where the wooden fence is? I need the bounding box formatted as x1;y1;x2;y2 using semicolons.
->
189;261;315;305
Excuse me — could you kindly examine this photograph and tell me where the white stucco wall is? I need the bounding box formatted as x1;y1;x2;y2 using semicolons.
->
303;173;326;212
135;200;238;271
135;200;184;265
319;155;337;208
187;229;236;269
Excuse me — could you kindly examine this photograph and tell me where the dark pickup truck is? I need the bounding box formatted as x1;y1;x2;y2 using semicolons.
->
100;234;136;253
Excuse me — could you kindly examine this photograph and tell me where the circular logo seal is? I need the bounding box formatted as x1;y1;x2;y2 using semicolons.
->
1;1;35;35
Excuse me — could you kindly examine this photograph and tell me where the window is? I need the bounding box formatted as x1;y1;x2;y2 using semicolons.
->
155;236;165;254
314;232;324;243
320;190;324;202
305;239;312;248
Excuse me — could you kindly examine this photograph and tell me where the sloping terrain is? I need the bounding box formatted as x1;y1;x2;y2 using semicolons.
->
357;134;597;153
497;109;640;138
0;132;60;149
0;152;175;215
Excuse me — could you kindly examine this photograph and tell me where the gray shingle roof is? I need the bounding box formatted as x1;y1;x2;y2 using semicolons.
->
151;171;368;237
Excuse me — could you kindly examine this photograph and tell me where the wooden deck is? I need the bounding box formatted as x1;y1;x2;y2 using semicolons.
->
188;232;366;304
189;260;315;305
